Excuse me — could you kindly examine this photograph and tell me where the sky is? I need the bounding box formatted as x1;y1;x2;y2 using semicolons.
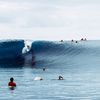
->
0;0;100;40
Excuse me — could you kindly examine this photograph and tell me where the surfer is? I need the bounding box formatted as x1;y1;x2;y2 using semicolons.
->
81;38;83;41
75;41;78;43
43;67;46;71
71;40;74;42
8;77;16;90
58;76;63;80
27;45;30;48
32;55;35;65
84;38;87;41
81;38;87;41
60;40;63;42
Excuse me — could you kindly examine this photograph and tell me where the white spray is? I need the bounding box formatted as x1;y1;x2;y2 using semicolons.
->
22;40;34;65
22;40;32;54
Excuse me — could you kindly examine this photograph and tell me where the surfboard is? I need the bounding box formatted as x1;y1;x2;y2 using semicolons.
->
34;77;43;80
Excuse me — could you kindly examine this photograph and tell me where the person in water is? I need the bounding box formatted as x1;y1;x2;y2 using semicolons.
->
43;67;46;71
58;76;64;80
81;38;84;41
8;77;16;88
75;41;78;43
71;40;74;42
84;38;87;41
60;40;63;42
27;45;30;50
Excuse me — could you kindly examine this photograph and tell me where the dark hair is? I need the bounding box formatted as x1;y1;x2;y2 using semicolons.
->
10;77;14;82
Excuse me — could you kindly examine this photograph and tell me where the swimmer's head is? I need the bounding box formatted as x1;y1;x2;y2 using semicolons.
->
10;77;14;82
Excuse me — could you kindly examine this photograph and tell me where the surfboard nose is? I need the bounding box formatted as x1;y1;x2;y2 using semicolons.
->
34;77;43;80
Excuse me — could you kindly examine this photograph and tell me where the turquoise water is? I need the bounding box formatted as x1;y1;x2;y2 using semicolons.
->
0;40;100;100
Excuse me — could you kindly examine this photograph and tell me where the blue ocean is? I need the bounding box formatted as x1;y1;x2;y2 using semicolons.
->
0;40;100;100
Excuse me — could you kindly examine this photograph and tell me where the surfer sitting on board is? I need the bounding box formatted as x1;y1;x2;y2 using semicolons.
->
8;77;16;89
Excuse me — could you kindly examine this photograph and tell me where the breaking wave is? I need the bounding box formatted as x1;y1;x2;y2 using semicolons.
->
0;40;100;67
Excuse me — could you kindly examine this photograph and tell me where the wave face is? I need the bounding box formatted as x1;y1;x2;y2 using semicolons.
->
0;40;24;65
31;40;100;69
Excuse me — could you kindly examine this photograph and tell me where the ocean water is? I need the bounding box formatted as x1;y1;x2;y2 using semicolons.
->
0;40;100;100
